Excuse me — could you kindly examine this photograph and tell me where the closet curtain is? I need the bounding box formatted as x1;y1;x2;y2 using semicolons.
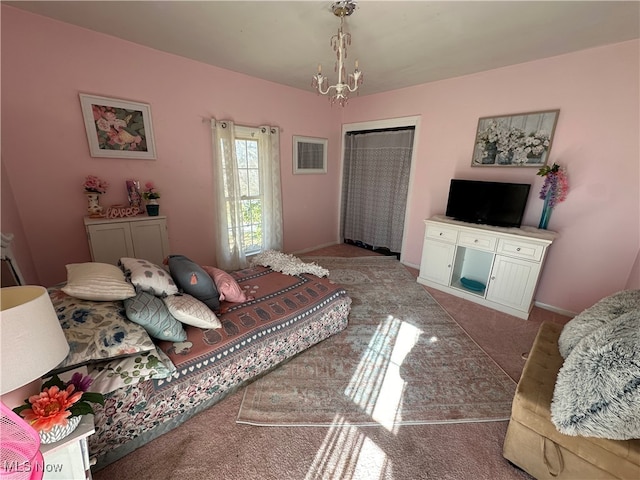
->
211;119;283;271
341;128;414;253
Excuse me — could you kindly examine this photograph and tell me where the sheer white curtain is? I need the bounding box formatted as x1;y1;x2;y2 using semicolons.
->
258;125;284;252
211;119;283;271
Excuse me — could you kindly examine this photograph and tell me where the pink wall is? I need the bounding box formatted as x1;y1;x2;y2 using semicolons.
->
1;6;341;286
343;40;640;313
2;6;638;314
627;250;640;290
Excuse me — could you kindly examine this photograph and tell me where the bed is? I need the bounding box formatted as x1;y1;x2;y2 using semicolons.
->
46;258;351;470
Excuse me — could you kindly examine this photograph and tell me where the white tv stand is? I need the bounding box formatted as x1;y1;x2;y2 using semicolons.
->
417;215;557;319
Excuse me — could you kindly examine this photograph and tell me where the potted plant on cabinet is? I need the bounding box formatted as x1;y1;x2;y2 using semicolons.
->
142;181;161;216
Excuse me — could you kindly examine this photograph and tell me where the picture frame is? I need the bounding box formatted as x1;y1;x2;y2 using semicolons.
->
471;109;559;167
79;94;157;159
126;180;144;213
293;136;327;174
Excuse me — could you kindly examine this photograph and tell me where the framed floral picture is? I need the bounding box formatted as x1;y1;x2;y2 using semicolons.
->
79;94;157;159
471;109;559;167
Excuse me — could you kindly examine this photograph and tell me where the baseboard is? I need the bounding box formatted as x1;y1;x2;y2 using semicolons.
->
292;242;339;255
294;243;420;269
401;260;420;270
533;300;576;318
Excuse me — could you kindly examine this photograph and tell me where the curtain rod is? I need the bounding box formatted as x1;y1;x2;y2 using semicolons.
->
346;125;415;136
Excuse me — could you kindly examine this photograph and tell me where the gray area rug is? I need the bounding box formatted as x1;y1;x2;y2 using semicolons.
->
237;256;516;427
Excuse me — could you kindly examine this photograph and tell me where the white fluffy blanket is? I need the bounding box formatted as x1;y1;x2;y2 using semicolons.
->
250;250;329;278
551;289;640;440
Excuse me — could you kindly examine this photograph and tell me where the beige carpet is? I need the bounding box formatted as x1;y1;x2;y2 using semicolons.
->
92;251;547;480
237;256;516;427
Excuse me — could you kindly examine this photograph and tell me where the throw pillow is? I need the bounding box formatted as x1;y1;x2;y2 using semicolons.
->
167;255;220;311
551;309;640;440
61;262;136;301
558;289;640;358
88;347;177;394
163;293;222;329
47;285;155;373
119;257;178;297
124;291;187;342
202;266;250;303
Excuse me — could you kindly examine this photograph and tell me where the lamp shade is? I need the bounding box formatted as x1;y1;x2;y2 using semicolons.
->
0;286;70;395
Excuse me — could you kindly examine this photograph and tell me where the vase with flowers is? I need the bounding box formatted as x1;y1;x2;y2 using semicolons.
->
13;372;104;444
142;181;161;216
537;163;569;229
83;175;109;217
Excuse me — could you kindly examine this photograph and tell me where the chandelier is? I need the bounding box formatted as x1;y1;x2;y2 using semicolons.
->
311;0;363;106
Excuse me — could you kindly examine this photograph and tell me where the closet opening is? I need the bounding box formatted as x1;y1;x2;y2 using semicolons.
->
340;122;417;260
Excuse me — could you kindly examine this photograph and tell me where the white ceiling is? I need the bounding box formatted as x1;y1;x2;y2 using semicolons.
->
7;1;640;96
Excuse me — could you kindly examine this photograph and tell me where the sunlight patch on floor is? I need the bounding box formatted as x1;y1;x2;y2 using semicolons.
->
304;416;392;480
344;314;422;432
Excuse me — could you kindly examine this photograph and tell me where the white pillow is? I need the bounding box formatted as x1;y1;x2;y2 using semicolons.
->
119;257;178;297
163;294;221;329
62;263;136;301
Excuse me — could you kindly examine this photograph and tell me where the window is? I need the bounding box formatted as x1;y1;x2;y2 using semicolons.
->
212;119;282;270
233;131;262;254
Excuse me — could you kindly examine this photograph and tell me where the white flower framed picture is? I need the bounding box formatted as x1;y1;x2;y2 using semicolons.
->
472;110;559;167
79;94;157;159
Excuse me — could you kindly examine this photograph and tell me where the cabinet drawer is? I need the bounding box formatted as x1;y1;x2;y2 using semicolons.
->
497;238;544;262
425;225;458;243
458;231;497;251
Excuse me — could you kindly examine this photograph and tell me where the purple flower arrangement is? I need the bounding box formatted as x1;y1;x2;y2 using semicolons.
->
537;163;569;208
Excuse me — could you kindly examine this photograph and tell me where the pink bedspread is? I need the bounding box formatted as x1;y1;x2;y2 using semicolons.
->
91;266;351;468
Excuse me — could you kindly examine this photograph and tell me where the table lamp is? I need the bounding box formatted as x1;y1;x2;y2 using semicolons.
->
0;286;70;407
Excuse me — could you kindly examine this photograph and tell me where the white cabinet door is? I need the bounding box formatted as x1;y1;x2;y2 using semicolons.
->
486;255;541;312
86;223;134;265
129;219;170;266
43;440;88;479
419;240;455;286
85;217;169;266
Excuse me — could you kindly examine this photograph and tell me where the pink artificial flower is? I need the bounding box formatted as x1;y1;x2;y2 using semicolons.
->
142;181;160;199
83;175;109;194
22;385;83;433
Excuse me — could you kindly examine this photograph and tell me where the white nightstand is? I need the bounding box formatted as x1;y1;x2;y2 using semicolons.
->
40;414;95;480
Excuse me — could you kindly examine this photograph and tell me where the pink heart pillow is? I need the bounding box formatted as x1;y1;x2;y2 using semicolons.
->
202;266;250;303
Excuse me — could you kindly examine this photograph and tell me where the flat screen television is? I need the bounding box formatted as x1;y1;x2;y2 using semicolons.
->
445;179;531;228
